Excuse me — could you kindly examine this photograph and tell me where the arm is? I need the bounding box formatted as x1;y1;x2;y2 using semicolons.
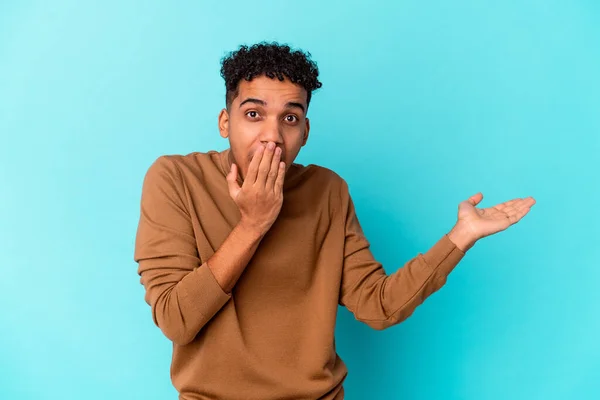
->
207;220;266;294
338;181;535;331
338;180;466;330
135;143;285;345
134;156;234;345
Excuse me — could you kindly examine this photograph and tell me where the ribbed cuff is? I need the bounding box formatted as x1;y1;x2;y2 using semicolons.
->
179;262;232;321
422;234;466;279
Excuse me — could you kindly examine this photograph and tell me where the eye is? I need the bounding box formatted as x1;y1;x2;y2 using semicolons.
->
285;115;298;123
246;110;259;119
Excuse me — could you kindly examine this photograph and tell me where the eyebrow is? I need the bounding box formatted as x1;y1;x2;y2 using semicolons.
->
239;98;305;114
239;98;266;108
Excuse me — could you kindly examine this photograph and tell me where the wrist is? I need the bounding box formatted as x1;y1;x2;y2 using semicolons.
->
447;223;478;252
237;218;268;241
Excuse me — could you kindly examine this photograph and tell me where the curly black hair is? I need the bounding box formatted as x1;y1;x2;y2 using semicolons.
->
220;41;322;110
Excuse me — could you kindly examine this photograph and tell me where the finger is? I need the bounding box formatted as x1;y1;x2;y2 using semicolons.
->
256;142;275;187
245;145;265;185
226;163;241;199
265;146;282;189
524;196;537;207
503;198;535;215
513;202;534;219
494;198;522;212
513;207;530;223
274;161;286;193
502;205;519;218
504;204;531;224
508;208;528;224
467;192;483;206
511;197;536;212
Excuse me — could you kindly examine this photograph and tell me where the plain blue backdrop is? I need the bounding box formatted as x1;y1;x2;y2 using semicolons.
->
1;1;599;399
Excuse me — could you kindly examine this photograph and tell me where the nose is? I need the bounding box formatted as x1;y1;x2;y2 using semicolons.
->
259;119;283;146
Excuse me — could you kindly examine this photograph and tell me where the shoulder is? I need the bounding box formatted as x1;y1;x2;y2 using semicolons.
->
299;163;350;196
143;150;223;185
148;151;214;171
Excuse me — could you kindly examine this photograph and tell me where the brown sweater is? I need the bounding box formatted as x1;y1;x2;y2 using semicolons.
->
134;148;466;400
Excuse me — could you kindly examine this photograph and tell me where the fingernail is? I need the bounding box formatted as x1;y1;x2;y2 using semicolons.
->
268;142;275;150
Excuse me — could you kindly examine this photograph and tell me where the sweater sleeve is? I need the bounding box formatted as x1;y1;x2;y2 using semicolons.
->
134;156;231;345
338;179;465;330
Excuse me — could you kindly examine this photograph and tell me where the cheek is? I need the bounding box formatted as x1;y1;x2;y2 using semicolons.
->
282;144;301;163
229;116;258;138
229;124;256;152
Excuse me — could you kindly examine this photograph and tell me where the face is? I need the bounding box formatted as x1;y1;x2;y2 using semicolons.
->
218;75;310;180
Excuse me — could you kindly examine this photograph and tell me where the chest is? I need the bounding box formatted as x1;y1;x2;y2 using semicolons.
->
189;183;342;298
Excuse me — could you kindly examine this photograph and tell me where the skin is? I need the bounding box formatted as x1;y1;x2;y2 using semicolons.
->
218;75;310;182
207;74;536;294
448;193;536;251
208;75;310;293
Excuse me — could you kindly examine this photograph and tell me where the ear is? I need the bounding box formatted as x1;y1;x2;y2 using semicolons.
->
218;108;229;138
302;118;310;146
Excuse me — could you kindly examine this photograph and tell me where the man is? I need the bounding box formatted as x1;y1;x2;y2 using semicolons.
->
133;42;536;400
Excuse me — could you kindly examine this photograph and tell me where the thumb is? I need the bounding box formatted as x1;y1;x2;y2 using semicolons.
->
227;163;241;199
467;192;483;206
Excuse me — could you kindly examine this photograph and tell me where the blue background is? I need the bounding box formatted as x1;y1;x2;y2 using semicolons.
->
1;1;599;399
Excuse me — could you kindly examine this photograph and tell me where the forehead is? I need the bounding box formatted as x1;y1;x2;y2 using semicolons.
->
236;75;307;106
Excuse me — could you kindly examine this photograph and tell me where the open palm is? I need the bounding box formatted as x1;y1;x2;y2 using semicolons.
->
457;193;536;240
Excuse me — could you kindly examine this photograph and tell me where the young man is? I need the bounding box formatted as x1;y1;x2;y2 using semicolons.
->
133;42;535;400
